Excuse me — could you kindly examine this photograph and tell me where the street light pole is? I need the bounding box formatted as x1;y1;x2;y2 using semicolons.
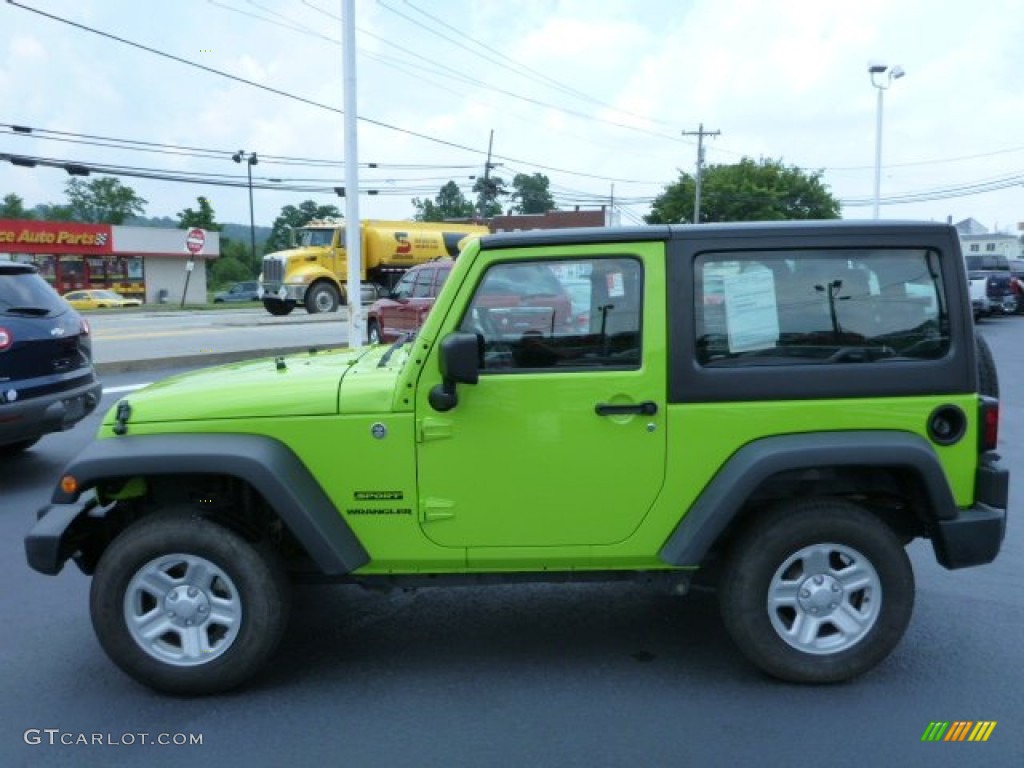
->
233;150;259;263
867;62;905;219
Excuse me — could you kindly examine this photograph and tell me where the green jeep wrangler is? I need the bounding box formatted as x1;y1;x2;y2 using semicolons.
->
26;221;1008;695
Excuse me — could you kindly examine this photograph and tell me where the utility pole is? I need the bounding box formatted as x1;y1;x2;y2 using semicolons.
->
478;129;494;220
341;0;363;348
681;123;720;224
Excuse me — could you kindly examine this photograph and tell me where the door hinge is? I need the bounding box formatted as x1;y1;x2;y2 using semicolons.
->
418;417;453;442
420;497;455;522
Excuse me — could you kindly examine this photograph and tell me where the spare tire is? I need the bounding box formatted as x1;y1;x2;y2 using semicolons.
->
976;332;999;398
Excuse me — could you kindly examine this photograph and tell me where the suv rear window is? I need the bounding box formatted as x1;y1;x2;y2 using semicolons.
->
0;268;66;316
965;254;1010;272
696;249;948;366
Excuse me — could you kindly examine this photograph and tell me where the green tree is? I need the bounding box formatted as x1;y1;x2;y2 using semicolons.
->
412;180;476;222
36;203;75;221
65;177;148;224
645;158;840;224
209;255;251;289
220;238;260;278
473;175;508;218
1;193;35;219
510;173;557;214
264;200;342;253
177;196;223;231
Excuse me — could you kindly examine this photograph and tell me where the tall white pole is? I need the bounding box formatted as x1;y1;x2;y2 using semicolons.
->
342;0;363;348
872;86;884;220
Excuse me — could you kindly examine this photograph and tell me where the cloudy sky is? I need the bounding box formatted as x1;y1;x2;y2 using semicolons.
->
2;0;1022;234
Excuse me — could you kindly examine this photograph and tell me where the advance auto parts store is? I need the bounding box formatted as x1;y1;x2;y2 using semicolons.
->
0;219;219;303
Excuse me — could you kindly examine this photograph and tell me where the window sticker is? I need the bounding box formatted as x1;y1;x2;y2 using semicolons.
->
723;270;779;352
606;271;625;298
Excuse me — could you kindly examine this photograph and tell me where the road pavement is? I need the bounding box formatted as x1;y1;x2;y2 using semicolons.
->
87;307;356;374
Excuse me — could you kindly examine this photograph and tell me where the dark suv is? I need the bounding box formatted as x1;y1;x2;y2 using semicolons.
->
966;254;1016;314
0;261;102;454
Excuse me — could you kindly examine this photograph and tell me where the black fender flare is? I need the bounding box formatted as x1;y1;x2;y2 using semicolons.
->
658;431;958;567
50;433;369;576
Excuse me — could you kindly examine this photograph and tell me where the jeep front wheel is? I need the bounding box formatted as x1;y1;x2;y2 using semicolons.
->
89;511;290;695
719;499;913;683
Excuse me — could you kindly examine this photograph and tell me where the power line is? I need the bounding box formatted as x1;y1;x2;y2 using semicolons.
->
0;122;482;170
6;0;674;184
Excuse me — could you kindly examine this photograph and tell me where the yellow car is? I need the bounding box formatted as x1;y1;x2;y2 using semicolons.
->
63;289;143;309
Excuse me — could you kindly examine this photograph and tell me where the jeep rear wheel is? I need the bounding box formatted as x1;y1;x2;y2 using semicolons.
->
90;511;290;695
720;499;913;683
976;331;999;398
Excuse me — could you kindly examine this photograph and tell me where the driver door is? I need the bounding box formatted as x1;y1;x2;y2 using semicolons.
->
415;245;668;556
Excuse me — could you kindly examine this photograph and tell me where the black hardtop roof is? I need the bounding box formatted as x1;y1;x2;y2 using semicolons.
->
0;260;37;274
477;220;957;250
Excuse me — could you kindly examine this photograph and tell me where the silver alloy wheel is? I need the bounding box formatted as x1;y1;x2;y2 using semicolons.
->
766;542;882;655
368;323;381;344
123;554;242;667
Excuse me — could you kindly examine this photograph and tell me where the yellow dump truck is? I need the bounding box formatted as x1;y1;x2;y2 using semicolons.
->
258;219;489;315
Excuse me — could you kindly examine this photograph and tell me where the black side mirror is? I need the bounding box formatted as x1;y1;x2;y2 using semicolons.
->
429;332;480;411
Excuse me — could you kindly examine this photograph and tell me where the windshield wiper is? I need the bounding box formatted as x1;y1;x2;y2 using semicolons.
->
377;332;413;367
3;306;50;316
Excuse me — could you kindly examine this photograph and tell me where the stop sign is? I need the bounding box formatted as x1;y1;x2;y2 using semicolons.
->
185;228;206;255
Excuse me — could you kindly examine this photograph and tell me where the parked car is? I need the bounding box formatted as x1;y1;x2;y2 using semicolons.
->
1009;259;1024;315
63;289;142;309
1;261;103;454
366;260;454;344
25;221;1007;695
214;281;261;303
965;254;1016;315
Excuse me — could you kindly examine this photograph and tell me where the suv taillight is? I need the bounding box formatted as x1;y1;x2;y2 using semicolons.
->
0;326;11;351
979;396;999;452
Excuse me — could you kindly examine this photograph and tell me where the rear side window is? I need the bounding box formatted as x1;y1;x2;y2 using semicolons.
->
0;271;66;316
696;249;949;366
411;268;435;298
966;254;1009;272
434;267;452;296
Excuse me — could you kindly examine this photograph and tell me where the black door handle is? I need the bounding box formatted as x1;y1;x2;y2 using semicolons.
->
595;401;658;416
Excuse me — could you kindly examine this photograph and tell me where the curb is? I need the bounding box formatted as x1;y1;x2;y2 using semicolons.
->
94;344;346;376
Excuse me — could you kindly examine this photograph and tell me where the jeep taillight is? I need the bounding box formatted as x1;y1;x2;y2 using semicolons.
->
979;396;999;452
0;326;11;351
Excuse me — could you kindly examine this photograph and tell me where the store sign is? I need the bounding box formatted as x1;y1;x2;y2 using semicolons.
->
0;220;113;254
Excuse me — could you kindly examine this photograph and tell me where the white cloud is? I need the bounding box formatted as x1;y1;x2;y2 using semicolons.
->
0;0;1022;232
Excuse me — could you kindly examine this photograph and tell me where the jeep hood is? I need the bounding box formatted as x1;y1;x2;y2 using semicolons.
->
102;346;402;426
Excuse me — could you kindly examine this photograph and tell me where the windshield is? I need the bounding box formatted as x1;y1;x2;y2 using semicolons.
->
0;271;66;316
965;254;1009;272
297;229;335;248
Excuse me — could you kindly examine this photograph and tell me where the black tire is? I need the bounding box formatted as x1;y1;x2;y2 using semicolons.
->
975;331;999;398
305;282;340;314
367;319;382;345
0;437;40;456
720;498;913;684
263;299;294;316
90;511;290;695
